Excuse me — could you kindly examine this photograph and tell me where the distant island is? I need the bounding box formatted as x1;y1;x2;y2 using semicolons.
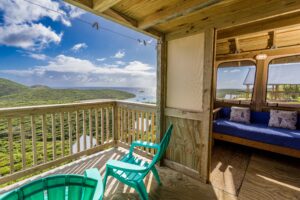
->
0;78;135;108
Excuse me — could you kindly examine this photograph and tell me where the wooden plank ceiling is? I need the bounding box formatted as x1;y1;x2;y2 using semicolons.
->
65;0;300;40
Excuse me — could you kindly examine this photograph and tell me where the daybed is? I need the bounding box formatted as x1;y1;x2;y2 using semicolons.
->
213;107;300;158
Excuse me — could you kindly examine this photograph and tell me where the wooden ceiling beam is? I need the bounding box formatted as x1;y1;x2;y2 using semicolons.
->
138;0;222;30
166;0;300;40
93;0;122;12
218;11;300;40
64;0;163;39
103;8;137;27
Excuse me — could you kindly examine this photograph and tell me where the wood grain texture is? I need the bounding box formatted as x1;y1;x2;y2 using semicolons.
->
210;143;251;196
238;153;300;200
165;116;202;171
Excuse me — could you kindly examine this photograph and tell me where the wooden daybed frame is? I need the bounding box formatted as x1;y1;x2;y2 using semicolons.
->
212;108;300;159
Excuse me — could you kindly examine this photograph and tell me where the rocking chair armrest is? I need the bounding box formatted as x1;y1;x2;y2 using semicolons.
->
84;168;103;200
106;160;148;173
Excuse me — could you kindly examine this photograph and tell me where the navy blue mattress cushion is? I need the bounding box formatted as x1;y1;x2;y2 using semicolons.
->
213;119;300;150
218;107;300;128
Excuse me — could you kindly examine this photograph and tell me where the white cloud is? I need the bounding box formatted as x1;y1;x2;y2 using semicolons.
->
0;55;156;87
27;53;48;60
97;58;106;62
71;43;87;52
0;23;63;49
112;50;125;59
0;0;84;50
115;61;126;65
0;0;84;26
124;61;152;71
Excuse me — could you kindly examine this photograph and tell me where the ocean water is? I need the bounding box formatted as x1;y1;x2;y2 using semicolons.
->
67;87;156;103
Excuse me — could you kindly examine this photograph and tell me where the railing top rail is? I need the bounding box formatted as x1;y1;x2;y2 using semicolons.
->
0;100;115;118
0;100;157;118
116;100;156;112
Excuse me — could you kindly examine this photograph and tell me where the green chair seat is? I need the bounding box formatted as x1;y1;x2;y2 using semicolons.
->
0;168;103;200
103;124;174;200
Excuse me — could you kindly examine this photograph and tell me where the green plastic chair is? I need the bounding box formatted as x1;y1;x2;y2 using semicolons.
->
0;168;103;200
103;124;173;200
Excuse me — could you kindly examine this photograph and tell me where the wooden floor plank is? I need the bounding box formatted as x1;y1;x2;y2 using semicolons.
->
238;153;300;200
210;142;251;196
1;143;300;200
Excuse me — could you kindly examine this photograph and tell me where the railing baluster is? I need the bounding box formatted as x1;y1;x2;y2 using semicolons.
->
118;108;121;141
8;118;14;173
145;112;149;153
120;108;124;142
83;110;87;151
124;109;127;143
95;109;99;145
76;111;80;153
42;115;47;163
132;110;135;142
51;114;56;160
112;106;115;141
20;117;26;169
101;108;104;144
127;109;131;144
151;112;155;154
31;116;37;165
141;112;144;151
106;108;110;142
137;111;140;141
60;113;65;157
68;112;72;155
89;109;93;148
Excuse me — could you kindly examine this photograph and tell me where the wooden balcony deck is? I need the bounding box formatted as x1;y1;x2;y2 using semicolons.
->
1;142;299;200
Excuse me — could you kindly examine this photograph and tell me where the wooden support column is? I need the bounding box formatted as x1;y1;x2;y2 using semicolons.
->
203;28;216;183
253;58;267;111
156;35;167;154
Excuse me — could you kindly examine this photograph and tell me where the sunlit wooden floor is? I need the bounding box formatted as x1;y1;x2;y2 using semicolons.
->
1;143;300;200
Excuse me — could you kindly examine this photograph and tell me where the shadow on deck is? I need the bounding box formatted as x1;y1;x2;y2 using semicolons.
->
1;147;218;200
1;143;300;200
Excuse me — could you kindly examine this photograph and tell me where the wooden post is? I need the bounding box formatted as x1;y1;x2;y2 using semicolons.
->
20;117;26;169
253;59;267;111
8;118;14;173
156;35;167;146
51;114;56;160
83;110;87;150
31;116;37;166
76;111;80;153
42;115;47;162
95;109;99;145
68;112;73;154
203;28;216;183
60;113;65;157
101;108;105;144
89;109;93;149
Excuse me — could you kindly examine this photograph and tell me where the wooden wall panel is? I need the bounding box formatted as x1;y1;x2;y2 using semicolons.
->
166;33;204;112
165;116;202;171
164;29;215;183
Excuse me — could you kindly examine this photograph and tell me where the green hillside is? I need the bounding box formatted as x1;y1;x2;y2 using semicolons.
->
0;78;135;108
0;78;29;97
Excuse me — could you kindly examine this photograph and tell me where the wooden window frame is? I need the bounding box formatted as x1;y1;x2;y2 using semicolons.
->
214;60;257;106
265;55;300;108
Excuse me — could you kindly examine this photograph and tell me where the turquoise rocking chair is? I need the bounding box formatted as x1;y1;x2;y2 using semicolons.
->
0;168;103;200
103;124;173;200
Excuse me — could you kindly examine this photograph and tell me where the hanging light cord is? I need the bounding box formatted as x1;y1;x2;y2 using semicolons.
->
21;0;157;47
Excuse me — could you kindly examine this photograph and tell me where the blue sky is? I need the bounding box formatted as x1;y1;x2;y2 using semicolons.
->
217;66;255;89
0;0;157;88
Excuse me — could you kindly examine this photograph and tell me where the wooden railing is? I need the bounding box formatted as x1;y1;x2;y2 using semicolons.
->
116;101;157;155
0;100;157;185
